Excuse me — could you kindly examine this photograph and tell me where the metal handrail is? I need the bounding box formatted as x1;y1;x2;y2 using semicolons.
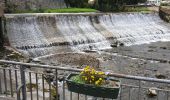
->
1;60;170;84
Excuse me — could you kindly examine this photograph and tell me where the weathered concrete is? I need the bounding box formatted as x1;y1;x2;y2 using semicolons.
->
0;0;4;47
159;6;170;22
5;0;66;12
0;0;4;17
0;17;4;47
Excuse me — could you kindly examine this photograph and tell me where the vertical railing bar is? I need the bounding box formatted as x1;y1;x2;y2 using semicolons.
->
157;90;159;100
119;85;122;100
166;83;169;100
63;77;65;100
129;87;131;100
70;92;72;100
15;70;20;100
85;95;87;100
3;69;7;96
42;74;45;100
20;65;27;100
167;91;168;100
55;69;58;100
29;72;33;100
0;70;2;94
77;93;79;100
35;73;39;100
138;80;141;100
49;81;52;100
18;87;21;100
9;69;13;97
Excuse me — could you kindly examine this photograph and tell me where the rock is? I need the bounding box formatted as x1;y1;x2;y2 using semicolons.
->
155;72;166;79
148;88;157;97
160;47;167;50
111;44;117;48
83;50;97;53
119;43;124;46
32;58;41;63
159;59;167;63
148;49;154;52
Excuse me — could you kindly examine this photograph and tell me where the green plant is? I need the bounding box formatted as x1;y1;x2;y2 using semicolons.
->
71;66;108;86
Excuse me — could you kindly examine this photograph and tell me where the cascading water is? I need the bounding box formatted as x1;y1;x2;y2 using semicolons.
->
5;14;111;57
5;13;170;57
99;13;170;46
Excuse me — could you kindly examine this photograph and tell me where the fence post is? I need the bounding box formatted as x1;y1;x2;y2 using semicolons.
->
20;65;27;100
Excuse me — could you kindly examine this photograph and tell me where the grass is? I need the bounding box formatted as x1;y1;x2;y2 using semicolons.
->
14;8;97;13
10;6;151;13
123;7;151;12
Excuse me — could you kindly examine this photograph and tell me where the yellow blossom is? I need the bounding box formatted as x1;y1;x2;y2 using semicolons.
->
85;77;88;81
99;78;102;81
91;76;94;79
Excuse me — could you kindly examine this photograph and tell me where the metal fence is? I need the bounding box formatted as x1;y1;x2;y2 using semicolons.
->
0;60;170;100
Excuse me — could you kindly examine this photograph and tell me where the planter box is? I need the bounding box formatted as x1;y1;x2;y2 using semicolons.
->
66;73;121;99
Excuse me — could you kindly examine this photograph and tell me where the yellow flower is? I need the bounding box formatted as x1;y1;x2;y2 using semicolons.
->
85;77;88;81
95;80;100;85
91;76;95;79
98;72;104;75
99;78;102;81
85;66;90;69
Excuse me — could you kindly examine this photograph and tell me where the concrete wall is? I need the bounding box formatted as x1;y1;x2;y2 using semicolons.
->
6;0;66;11
159;6;170;22
0;0;4;47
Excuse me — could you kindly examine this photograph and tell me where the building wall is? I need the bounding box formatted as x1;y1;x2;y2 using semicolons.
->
147;0;161;6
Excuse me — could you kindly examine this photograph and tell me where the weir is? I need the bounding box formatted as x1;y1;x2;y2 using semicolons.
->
4;13;170;57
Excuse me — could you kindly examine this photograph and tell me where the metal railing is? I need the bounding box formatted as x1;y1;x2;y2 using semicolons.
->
0;60;170;100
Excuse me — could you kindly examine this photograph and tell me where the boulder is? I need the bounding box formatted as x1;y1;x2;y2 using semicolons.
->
148;88;157;97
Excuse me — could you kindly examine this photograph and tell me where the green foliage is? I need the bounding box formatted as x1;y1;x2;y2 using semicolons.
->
5;2;19;13
124;7;150;12
65;0;147;12
70;75;85;84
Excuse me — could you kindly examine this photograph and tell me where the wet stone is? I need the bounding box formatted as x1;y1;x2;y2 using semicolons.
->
160;47;167;50
155;72;166;79
148;88;157;97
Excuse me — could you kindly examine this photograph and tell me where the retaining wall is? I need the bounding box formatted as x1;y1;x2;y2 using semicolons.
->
159;6;170;22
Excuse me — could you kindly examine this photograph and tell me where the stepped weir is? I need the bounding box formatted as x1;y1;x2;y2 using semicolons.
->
4;13;170;57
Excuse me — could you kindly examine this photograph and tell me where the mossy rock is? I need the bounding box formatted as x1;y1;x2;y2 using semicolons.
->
26;83;38;92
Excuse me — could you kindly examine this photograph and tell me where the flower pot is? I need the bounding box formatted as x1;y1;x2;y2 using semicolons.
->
66;73;121;99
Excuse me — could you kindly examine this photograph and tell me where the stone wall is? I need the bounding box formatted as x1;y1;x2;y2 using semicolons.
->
159;6;170;22
35;53;100;68
0;0;4;47
6;0;66;12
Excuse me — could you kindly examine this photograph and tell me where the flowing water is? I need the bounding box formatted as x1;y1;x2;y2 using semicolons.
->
5;13;170;57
